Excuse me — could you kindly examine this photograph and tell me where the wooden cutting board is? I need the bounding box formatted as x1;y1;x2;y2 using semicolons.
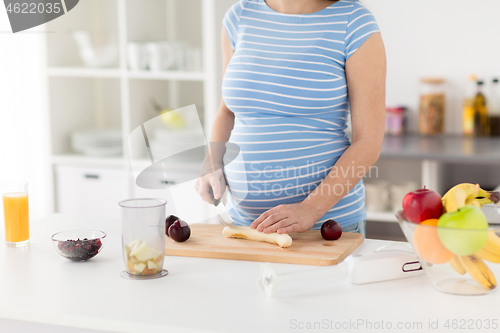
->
164;224;364;266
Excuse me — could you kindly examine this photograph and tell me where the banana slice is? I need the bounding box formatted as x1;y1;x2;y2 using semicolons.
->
222;226;292;248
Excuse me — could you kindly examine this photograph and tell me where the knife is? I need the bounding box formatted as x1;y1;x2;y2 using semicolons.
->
209;186;234;228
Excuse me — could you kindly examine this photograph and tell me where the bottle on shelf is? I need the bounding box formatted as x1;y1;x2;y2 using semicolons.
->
462;75;477;136
473;80;489;136
489;78;500;136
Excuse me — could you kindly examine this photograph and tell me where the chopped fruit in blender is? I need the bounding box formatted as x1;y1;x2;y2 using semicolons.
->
149;247;162;260
147;261;157;270
129;256;141;264
130;242;155;261
124;245;131;257
128;239;143;253
124;239;163;275
134;263;146;274
153;255;164;264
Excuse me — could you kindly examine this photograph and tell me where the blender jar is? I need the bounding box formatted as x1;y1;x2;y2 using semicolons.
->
119;198;168;279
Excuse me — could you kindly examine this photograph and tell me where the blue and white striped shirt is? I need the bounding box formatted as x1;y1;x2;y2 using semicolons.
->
221;0;380;229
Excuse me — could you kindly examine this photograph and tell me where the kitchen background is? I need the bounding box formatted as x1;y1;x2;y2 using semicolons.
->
0;0;499;240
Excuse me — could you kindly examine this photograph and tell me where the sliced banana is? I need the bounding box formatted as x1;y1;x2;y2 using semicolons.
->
222;226;292;248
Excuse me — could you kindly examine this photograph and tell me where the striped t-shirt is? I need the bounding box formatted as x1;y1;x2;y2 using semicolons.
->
221;0;380;229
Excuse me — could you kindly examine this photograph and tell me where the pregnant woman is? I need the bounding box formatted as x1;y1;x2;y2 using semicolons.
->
195;0;386;236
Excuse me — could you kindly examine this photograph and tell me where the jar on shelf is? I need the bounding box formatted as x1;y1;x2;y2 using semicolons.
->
419;78;445;135
385;106;407;136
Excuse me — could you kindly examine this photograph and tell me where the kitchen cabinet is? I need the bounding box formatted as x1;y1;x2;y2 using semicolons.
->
55;165;128;218
54;162;211;222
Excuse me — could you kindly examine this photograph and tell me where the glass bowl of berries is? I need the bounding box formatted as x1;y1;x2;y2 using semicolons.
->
51;229;106;261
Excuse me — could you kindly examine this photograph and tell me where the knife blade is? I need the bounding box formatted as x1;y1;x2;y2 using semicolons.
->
209;186;234;227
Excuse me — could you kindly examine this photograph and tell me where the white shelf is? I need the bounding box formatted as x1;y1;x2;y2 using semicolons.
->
127;70;205;81
47;67;206;82
52;154;125;168
366;211;398;223
47;67;122;78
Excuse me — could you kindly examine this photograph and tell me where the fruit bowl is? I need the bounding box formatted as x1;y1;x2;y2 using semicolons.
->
51;230;106;261
397;210;500;295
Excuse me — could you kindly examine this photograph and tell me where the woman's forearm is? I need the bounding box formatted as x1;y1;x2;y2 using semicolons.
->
300;138;383;220
210;104;235;142
205;104;235;170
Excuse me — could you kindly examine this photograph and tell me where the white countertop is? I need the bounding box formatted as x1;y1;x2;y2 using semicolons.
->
1;214;499;333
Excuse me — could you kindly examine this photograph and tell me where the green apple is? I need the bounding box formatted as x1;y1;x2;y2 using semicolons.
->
437;205;488;256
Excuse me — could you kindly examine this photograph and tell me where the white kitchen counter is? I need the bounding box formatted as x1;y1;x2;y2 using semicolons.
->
1;214;499;333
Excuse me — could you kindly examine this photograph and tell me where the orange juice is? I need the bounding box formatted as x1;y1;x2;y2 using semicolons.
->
3;192;29;243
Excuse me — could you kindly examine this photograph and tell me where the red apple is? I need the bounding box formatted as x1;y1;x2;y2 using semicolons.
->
402;188;442;223
321;220;342;240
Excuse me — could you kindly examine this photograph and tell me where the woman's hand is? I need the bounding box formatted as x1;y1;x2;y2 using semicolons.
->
195;168;226;204
250;202;320;234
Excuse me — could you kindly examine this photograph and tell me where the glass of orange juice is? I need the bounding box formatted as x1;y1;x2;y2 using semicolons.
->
2;181;29;247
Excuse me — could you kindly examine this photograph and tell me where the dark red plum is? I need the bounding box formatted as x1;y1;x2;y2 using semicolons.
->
165;215;179;236
168;219;191;242
321;220;342;240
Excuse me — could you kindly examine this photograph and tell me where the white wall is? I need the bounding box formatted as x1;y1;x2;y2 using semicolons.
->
0;12;51;221
364;0;500;134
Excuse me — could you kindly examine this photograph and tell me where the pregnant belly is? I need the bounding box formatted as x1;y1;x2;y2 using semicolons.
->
224;131;349;215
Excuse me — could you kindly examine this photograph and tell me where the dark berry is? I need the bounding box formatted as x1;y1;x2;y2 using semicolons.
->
58;237;102;261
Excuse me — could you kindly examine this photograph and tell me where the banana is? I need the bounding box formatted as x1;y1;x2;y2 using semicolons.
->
441;183;479;212
222;226;292;248
465;197;495;207
442;187;469;212
442;183;479;202
466;199;482;209
482;230;500;256
442;183;500;212
459;255;497;290
475;247;500;264
448;255;466;275
477;188;500;205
